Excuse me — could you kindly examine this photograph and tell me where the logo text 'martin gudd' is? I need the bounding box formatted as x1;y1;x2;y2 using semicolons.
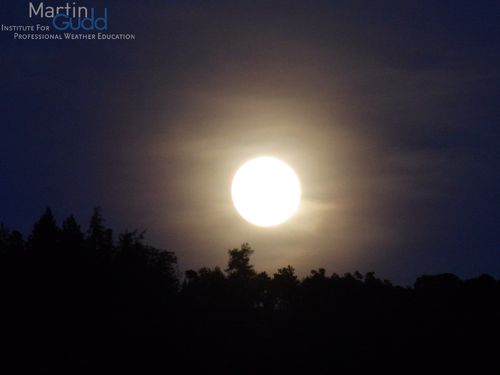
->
29;2;108;31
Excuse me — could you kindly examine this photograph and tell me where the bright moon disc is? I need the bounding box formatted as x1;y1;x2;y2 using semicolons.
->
231;157;301;227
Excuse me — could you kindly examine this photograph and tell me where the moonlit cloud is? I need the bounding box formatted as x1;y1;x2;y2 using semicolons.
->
2;1;499;285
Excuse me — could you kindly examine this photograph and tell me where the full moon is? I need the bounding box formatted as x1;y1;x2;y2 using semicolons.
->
231;157;301;227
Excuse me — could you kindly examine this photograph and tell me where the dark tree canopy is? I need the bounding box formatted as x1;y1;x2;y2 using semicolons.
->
0;209;499;373
225;242;256;280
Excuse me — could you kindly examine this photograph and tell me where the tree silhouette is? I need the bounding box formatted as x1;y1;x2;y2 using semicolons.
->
272;265;299;309
225;242;256;280
87;207;113;257
61;215;84;248
27;207;59;253
0;208;499;372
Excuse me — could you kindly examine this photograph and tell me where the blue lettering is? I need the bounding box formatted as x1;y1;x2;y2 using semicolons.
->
51;8;108;31
95;8;108;31
53;13;70;31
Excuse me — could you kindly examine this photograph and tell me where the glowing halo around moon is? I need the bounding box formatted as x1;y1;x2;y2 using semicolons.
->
231;157;302;227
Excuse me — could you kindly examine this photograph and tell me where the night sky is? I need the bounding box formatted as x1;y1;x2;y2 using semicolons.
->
1;1;499;285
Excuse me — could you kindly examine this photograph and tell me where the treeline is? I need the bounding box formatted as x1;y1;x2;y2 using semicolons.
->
0;209;499;373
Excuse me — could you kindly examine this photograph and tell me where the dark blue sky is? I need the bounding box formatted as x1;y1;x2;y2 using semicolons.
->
1;1;499;284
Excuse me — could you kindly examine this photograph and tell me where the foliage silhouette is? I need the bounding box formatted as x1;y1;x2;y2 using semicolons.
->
225;242;256;280
0;208;499;373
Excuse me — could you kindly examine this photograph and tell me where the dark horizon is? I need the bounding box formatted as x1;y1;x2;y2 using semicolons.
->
1;208;499;372
1;205;498;287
